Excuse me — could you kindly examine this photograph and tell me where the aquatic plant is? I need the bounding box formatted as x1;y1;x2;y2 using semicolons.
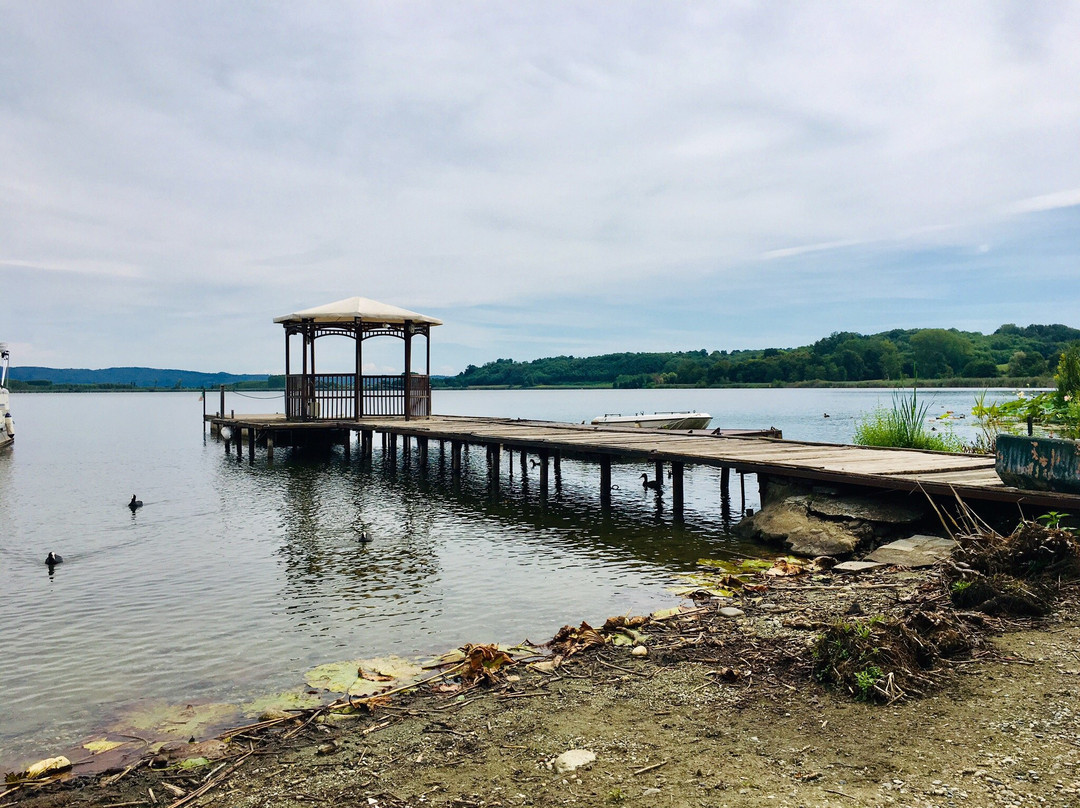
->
854;387;964;452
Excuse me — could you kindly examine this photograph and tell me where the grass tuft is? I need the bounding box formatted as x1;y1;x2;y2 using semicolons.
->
854;387;963;452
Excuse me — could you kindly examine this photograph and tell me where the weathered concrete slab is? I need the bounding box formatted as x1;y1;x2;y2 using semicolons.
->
807;495;926;524
865;534;957;567
833;560;885;573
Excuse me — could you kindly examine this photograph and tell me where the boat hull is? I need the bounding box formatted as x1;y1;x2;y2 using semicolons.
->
591;412;712;430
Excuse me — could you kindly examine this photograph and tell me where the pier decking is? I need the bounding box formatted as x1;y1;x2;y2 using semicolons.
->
205;413;1080;513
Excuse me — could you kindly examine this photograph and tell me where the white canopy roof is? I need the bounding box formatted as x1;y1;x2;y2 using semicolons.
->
274;296;443;326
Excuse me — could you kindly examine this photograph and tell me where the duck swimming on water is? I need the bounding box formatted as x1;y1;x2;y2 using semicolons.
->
46;552;63;566
129;495;143;509
358;530;372;544
640;473;663;491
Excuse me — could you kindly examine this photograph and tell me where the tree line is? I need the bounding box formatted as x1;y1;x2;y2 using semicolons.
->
433;323;1080;389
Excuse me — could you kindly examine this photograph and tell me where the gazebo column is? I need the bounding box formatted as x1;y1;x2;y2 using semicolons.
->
284;330;291;418
403;320;413;421
354;319;363;420
301;322;309;420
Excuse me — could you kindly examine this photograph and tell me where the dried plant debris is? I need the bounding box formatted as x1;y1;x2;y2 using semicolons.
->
811;610;975;703
947;517;1080;616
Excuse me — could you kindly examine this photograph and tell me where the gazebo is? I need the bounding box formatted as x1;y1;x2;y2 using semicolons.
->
274;296;442;421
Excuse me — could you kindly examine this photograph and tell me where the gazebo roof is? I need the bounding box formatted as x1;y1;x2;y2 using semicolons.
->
273;296;443;326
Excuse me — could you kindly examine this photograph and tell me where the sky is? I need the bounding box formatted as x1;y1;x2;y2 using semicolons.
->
3;1;1080;376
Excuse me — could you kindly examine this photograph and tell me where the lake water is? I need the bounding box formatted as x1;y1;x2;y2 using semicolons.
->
0;387;1009;769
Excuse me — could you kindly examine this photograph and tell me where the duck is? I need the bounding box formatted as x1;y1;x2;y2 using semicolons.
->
358;530;372;544
823;413;830;418
128;495;143;510
640;473;663;491
45;552;63;566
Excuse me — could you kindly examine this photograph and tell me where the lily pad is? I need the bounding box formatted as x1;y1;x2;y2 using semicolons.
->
241;688;324;718
179;757;211;770
304;656;423;696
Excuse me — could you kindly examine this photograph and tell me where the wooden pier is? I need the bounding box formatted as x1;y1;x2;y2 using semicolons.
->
204;412;1080;515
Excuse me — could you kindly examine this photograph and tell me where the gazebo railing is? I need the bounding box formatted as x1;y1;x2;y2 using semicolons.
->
285;374;431;420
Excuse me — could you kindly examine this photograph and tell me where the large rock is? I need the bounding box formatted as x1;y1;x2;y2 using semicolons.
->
735;485;932;558
735;501;863;557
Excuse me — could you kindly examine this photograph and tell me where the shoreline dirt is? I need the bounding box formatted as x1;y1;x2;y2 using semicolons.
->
5;553;1080;808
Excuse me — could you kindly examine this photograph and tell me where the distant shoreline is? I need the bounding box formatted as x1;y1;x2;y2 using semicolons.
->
6;377;1052;394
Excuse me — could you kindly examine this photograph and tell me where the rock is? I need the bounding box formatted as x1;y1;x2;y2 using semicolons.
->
813;555;838;570
718;606;745;618
735;502;862;557
631;645;648;657
553;749;596;773
807;495;925;524
865;535;958;567
833;560;884;573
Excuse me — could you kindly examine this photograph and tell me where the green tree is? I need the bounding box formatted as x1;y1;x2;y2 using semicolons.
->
1007;350;1048;377
909;329;973;377
1055;344;1080;398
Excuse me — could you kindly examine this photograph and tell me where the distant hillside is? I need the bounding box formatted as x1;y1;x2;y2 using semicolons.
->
434;323;1080;388
10;366;270;389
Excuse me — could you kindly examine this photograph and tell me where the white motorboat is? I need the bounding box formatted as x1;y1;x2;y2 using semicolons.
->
0;343;14;449
591;411;712;430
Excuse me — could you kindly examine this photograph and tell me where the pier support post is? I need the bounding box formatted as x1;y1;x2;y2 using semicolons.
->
520;450;528;481
720;467;732;528
419;437;428;469
538;450;549;499
266;433;274;464
361;430;373;460
248;428;255;465
219;385;225;418
224;434;230;454
389;433;398;465
343;432;351;461
655;461;664;487
451;440;462;478
236;428;243;461
740;472;746;515
671;461;684;521
488;443;501;496
600;457;612;511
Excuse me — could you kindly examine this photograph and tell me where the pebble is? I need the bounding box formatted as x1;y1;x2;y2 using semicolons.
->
719;606;745;618
553;749;596;774
631;645;648;657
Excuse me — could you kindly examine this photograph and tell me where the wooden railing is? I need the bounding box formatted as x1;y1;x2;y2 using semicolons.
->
285;374;430;420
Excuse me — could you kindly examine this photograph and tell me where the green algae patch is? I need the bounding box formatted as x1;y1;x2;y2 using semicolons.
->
108;701;242;742
304;656;424;696
241;688;324;718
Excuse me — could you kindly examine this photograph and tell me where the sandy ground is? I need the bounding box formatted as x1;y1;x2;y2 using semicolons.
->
5;565;1080;808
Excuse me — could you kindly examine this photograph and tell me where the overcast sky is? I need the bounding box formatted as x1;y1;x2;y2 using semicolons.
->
3;2;1079;375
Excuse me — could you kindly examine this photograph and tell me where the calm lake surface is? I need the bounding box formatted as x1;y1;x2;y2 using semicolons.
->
0;387;1009;768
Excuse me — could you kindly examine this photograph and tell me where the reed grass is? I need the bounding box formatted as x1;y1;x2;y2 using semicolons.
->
854;388;964;452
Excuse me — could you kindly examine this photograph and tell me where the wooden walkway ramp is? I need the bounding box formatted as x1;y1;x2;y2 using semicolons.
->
206;413;1080;511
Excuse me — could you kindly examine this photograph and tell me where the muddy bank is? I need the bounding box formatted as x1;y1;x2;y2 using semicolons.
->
6;536;1080;808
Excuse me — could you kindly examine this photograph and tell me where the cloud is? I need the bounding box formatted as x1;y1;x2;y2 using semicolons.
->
2;2;1080;371
1006;188;1080;215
